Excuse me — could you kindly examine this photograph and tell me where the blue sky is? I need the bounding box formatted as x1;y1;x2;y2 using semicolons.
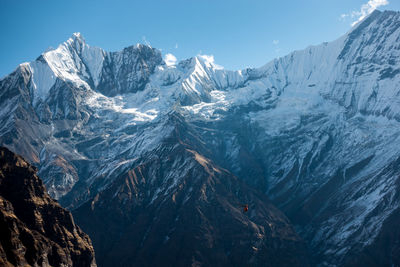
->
1;0;399;77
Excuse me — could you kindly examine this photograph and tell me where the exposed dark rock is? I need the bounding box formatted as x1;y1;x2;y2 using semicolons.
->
73;139;310;267
0;147;96;267
97;44;163;96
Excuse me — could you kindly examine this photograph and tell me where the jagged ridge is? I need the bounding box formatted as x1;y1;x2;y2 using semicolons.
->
0;9;400;266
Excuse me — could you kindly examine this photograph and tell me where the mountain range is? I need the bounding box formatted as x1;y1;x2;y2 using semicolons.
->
1;9;400;266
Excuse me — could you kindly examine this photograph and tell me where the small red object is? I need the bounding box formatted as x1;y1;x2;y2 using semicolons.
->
243;204;249;213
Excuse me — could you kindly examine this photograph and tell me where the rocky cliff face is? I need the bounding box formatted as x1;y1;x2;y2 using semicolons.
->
0;147;96;267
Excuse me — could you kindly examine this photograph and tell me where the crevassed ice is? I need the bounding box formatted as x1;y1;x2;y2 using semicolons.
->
81;46;105;87
28;61;56;104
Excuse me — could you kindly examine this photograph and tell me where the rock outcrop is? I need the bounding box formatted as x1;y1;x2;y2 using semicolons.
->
0;146;96;267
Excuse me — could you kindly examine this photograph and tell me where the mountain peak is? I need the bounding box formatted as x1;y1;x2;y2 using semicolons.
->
1;10;400;267
354;8;400;29
71;32;85;42
182;54;224;71
65;32;86;51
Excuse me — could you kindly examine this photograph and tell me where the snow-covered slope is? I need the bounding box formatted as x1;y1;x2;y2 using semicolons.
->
1;9;400;266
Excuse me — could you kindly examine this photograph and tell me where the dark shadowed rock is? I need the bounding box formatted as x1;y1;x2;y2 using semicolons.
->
0;147;96;267
73;130;310;267
97;44;163;96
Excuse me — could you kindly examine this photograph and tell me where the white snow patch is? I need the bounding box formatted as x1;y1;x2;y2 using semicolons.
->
85;90;159;123
28;60;57;104
81;46;105;87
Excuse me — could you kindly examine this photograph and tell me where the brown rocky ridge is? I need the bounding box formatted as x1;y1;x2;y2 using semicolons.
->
0;146;96;267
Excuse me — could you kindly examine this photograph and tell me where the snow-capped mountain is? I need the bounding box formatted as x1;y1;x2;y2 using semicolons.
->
1;9;400;266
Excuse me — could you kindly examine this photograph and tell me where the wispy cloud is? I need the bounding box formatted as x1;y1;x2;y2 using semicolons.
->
164;53;177;66
198;54;215;63
272;40;281;54
197;54;224;69
340;0;389;26
175;43;178;49
339;13;349;21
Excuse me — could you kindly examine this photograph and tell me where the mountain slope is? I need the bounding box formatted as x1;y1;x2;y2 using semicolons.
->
191;10;400;266
0;146;96;267
72;114;310;266
0;9;400;266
